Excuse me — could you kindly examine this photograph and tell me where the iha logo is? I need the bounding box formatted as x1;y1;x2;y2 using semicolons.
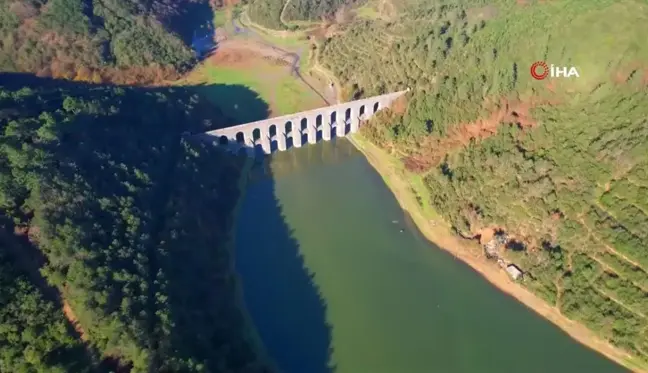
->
530;61;580;80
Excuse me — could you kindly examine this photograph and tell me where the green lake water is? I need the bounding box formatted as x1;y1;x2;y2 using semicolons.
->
234;139;627;373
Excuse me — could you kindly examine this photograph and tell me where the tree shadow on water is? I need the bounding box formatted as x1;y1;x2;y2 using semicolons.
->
234;156;335;373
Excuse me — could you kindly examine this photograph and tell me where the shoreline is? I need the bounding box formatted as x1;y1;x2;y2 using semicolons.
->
347;134;646;373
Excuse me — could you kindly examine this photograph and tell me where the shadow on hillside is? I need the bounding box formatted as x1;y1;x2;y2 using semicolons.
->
232;155;335;373
0;72;270;130
0;73;331;372
193;83;272;125
0;217;98;372
165;0;217;60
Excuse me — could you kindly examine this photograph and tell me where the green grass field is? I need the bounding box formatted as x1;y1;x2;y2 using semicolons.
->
185;61;325;122
213;9;227;28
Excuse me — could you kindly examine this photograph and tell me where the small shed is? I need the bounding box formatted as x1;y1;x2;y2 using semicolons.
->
506;264;523;280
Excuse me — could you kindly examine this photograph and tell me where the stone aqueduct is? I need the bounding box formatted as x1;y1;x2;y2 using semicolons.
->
203;90;409;156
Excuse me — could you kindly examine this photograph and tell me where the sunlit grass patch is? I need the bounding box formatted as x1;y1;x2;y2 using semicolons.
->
355;2;382;20
183;59;324;119
214;9;227;28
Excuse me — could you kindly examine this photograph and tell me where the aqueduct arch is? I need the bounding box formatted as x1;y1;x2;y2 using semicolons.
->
201;89;409;156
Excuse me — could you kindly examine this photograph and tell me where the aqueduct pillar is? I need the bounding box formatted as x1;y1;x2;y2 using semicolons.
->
307;114;317;144
201;89;409;156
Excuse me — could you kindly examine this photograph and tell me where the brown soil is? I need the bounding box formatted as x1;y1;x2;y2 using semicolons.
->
477;227;496;244
389;94;408;115
209;43;290;68
11;225;92;346
209;46;263;67
306;25;329;41
63;298;88;341
63;295;132;372
403;97;544;172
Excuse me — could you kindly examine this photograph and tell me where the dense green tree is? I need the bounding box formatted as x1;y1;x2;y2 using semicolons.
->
0;0;198;76
0;77;273;373
248;0;286;29
283;0;364;22
0;231;94;373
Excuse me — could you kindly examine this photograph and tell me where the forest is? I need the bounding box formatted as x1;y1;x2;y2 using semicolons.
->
282;0;363;22
247;0;286;29
0;74;273;372
247;0;361;28
317;0;648;365
2;0;647;370
0;227;94;373
0;0;208;83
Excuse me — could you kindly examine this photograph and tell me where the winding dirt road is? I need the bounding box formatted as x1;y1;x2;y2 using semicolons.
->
223;12;336;105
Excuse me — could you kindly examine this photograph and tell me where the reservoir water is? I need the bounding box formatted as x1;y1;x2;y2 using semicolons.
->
234;139;627;373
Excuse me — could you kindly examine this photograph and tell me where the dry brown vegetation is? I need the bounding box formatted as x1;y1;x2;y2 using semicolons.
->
63;298;87;341
398;97;541;172
1;0;197;85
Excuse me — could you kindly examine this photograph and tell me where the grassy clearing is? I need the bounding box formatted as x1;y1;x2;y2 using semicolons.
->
214;9;228;28
179;4;325;122
355;4;381;20
184;61;323;118
354;0;387;20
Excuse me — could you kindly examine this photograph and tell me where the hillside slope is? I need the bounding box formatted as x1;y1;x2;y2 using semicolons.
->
319;0;648;366
247;0;364;28
0;233;95;373
0;75;273;372
0;0;211;83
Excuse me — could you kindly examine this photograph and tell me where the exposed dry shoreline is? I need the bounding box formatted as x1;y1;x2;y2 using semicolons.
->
347;134;646;373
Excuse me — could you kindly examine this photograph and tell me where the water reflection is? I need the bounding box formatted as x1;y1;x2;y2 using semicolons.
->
259;139;359;180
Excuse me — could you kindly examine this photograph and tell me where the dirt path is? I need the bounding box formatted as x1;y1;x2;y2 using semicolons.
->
606;246;646;271
591;253;648;294
279;0;292;26
227;11;334;106
348;134;648;373
312;62;341;103
63;298;88;341
597;287;646;318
